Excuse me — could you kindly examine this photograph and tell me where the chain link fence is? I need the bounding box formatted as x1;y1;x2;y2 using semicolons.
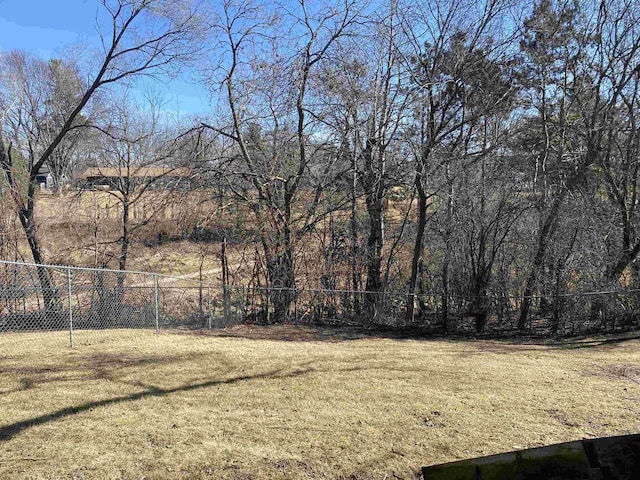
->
212;283;640;335
2;260;640;350
0;260;242;348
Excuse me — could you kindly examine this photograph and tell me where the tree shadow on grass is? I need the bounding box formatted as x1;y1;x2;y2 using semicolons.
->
540;333;640;350
0;351;216;396
452;333;640;354
0;367;314;442
182;324;445;343
181;324;640;350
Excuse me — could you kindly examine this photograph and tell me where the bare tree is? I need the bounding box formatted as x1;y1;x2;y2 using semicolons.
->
314;1;411;320
402;0;516;322
0;0;204;310
516;0;640;328
91;92;187;277
592;0;640;282
203;0;363;322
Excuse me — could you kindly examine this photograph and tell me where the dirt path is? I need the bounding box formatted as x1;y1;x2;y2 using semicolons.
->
128;268;222;288
129;260;255;287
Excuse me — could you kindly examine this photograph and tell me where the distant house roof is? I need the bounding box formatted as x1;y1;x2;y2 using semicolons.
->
78;166;191;180
36;165;51;175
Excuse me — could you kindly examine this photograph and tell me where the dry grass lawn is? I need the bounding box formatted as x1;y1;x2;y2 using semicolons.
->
1;326;639;479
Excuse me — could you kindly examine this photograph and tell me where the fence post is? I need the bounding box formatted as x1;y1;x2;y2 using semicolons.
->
67;267;73;348
153;274;160;333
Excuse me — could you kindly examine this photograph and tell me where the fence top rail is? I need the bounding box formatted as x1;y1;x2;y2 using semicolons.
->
224;285;640;298
0;259;174;280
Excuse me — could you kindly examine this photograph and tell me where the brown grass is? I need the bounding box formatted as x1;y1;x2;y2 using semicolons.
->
1;327;639;479
26;190;414;289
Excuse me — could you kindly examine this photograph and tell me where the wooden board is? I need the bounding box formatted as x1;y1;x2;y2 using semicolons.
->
422;434;640;479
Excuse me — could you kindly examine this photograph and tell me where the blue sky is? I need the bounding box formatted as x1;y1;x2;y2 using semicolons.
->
0;0;210;116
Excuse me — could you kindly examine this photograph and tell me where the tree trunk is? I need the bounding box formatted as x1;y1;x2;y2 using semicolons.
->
441;258;450;333
20;210;59;312
364;195;384;320
471;273;490;333
518;171;581;329
606;242;640;282
116;200;130;301
0;138;59;312
406;175;428;322
267;247;295;323
350;158;361;316
221;237;231;325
